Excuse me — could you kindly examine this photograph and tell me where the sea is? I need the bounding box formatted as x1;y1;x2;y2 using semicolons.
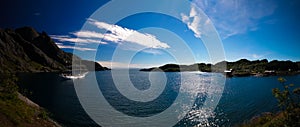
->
17;70;300;127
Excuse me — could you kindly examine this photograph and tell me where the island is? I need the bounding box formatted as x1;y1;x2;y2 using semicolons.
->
140;59;300;77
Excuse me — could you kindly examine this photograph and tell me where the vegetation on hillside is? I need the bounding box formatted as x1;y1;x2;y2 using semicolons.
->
240;77;300;127
0;26;110;126
0;27;109;73
0;72;59;127
141;59;300;77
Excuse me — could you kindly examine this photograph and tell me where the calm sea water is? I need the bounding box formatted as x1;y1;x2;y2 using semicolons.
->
17;70;300;127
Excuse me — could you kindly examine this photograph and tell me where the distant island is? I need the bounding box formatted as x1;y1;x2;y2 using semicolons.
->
140;59;300;77
0;27;109;73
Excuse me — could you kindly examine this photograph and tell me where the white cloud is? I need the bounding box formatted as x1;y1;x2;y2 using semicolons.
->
142;48;163;55
189;6;197;17
181;14;189;23
98;61;160;69
52;19;170;54
72;31;104;38
194;0;277;39
252;54;261;59
204;19;211;25
251;52;272;59
55;43;96;51
50;35;107;44
87;19;170;49
181;6;202;38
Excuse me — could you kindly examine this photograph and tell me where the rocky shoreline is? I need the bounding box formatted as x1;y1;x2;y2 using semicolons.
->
17;92;62;127
225;70;300;77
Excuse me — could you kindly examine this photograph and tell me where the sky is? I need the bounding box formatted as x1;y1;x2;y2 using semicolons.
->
1;0;300;68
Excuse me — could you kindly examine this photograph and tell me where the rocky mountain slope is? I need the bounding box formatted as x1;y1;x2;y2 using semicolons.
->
0;27;107;73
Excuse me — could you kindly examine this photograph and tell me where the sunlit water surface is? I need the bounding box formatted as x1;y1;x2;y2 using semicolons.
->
18;70;300;127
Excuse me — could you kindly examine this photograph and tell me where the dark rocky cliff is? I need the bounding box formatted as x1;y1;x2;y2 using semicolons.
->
0;27;108;73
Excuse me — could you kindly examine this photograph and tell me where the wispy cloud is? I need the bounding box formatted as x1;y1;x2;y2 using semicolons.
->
55;43;96;51
181;6;202;38
33;12;41;16
51;19;170;54
252;54;262;59
98;61;160;69
72;31;104;38
194;0;277;39
51;35;107;44
87;19;170;49
142;48;164;55
251;52;272;59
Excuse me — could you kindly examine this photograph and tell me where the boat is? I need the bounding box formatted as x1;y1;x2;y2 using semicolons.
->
60;72;88;80
60;60;88;80
224;69;233;77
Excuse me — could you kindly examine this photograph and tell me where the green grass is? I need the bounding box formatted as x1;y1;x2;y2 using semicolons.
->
0;95;36;125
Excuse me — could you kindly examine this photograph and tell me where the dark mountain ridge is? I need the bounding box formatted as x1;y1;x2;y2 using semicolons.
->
0;27;108;73
141;59;300;77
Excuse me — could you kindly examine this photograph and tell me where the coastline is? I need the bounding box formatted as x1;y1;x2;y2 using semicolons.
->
140;68;300;78
225;71;300;78
140;59;300;78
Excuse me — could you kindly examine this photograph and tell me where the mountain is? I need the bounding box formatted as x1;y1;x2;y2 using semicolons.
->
0;27;108;73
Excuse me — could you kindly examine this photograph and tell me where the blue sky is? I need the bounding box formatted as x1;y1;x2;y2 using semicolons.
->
1;0;299;68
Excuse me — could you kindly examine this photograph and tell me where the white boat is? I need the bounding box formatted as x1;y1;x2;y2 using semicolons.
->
61;72;88;80
60;60;88;80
